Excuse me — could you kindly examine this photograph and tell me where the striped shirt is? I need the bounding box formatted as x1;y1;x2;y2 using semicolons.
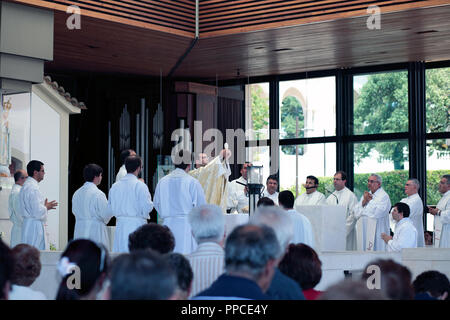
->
186;242;225;298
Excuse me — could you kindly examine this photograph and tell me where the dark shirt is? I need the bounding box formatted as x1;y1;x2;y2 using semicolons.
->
414;292;438;300
194;274;271;300
266;268;306;300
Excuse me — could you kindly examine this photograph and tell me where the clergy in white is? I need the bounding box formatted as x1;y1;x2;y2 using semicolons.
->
400;178;425;247
154;161;206;254
115;149;136;182
294;175;326;207
326;171;359;250
108;156;153;253
9;169;27;247
262;175;279;206
19;161;58;250
227;162;251;213
381;202;417;252
72;164;112;250
279;190;315;248
428;174;450;248
353;174;391;251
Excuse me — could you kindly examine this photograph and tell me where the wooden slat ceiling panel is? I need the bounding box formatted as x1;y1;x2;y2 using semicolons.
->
176;4;450;79
199;0;448;35
11;0;195;35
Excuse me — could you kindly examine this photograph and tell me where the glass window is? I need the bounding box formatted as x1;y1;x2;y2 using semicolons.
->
426;67;450;133
279;143;336;198
426;139;450;231
353;140;409;203
353;71;408;135
245;83;269;140
279;77;335;139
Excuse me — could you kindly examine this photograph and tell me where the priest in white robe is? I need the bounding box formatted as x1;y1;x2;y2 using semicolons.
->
108;156;153;253
19;161;58;250
262;175;279;206
9;169;27;247
381;202;417;252
115;149;136;182
154;159;206;254
72;164;112;250
294;175;326;207
279;190;315;248
189;150;231;212
326;171;359;250
353;174;391;251
400;178;425;247
428;174;450;248
227;162;252;213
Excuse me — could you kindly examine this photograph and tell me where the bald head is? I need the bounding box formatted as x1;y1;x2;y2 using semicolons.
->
14;169;28;186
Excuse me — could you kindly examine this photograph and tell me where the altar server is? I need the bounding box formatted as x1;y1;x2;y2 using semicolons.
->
381;202;417;252
72;164;112;250
108;156;153;253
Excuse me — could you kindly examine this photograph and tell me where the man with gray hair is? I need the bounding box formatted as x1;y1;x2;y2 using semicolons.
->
353;173;391;251
194;224;280;300
249;205;306;300
400;178;425;247
428;174;450;248
187;204;226;298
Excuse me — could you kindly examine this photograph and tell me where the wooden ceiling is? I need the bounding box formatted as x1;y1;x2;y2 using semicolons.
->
11;0;450;80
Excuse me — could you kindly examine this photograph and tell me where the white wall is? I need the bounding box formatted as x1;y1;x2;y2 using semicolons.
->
30;93;60;250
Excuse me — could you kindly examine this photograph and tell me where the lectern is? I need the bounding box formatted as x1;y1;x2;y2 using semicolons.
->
294;205;346;252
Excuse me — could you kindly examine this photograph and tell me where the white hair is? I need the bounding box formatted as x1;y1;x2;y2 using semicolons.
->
249;205;294;258
408;178;420;190
188;204;225;243
370;173;382;184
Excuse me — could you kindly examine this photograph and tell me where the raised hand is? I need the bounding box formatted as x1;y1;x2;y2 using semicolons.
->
44;198;58;210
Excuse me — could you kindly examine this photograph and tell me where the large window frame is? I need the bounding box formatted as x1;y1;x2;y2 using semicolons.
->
219;61;450;225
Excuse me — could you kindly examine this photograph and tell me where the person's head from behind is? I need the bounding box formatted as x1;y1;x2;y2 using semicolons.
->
109;250;176;300
125;155;142;175
83;163;103;186
278;190;295;210
56;239;109;300
0;240;13;300
305;175;319;194
361;259;413;300
128;223;175;254
11;244;41;287
250;205;294;258
318;279;387;300
188;204;225;245
391;202;410;222
257;197;275;208
266;175;278;195
225;224;281;293
279;243;322;291
174;150;191;171
120;149;136;165
165;253;193;300
27;160;44;182
14;169;27;186
413;270;449;300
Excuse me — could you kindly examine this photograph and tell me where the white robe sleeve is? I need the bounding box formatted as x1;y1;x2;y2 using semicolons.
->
153;183;161;214
360;194;390;219
95;191;112;224
190;180;207;207
440;209;450;224
28;188;47;220
136;182;153;219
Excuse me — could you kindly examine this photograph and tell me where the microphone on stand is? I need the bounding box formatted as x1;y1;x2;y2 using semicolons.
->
325;186;339;204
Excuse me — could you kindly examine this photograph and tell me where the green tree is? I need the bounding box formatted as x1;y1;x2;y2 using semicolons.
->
280;96;304;155
354;69;450;169
251;85;269;140
426;68;450;156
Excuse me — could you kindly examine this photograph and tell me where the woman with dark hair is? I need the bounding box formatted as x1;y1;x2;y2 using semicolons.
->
279;243;323;300
56;239;109;300
9;244;46;300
